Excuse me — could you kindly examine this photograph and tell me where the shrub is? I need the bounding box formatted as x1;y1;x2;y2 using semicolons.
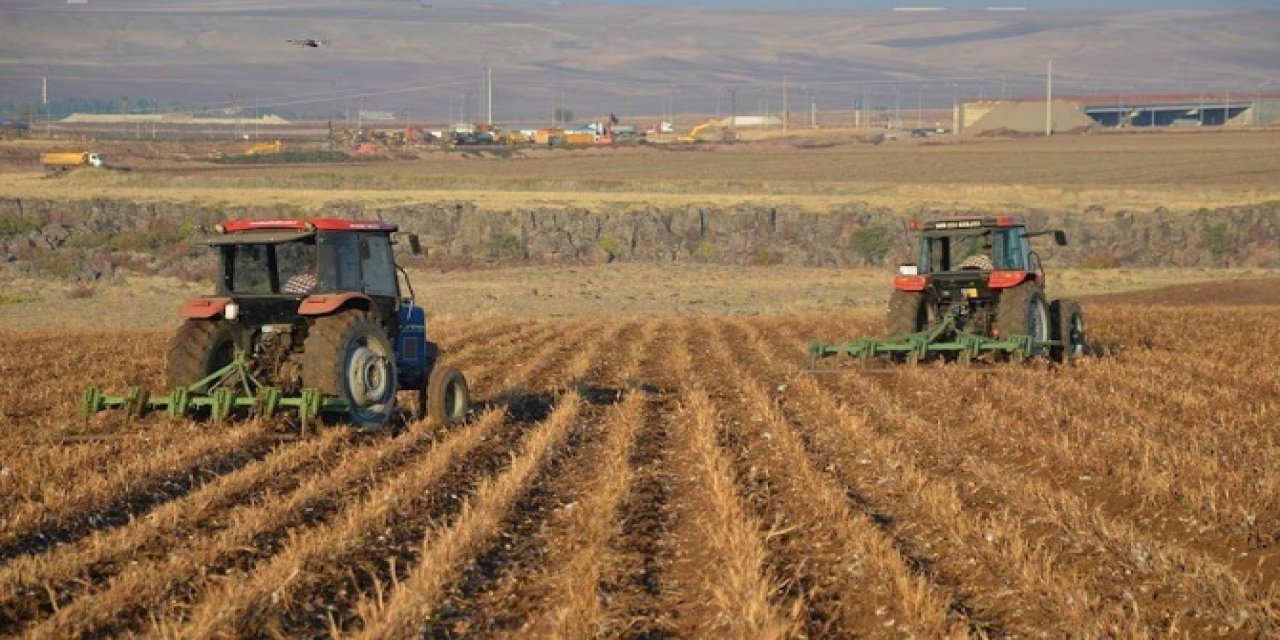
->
0;213;41;236
485;230;525;261
598;236;623;259
850;225;894;265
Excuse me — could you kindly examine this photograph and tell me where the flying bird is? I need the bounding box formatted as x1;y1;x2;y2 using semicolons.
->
287;39;329;48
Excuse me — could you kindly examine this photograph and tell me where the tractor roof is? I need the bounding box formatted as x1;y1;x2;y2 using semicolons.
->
215;219;399;234
909;216;1026;232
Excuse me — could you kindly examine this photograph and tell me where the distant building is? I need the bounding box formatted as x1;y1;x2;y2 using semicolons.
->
720;115;783;128
957;93;1280;135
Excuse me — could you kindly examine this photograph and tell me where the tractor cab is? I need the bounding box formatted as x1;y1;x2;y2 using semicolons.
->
894;216;1066;322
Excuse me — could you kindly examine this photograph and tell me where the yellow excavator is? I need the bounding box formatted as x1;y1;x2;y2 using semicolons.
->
244;140;283;155
678;118;720;143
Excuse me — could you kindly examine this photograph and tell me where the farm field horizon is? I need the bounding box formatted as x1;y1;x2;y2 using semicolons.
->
5;111;1280;640
3;284;1280;636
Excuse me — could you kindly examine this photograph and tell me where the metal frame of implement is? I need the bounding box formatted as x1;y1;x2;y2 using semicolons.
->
81;356;348;422
807;314;1060;367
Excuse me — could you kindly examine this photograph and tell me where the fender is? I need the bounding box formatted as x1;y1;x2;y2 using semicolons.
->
179;297;232;319
298;292;372;316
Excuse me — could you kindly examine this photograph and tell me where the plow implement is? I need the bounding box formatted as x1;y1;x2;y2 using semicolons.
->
82;356;347;423
808;314;1062;368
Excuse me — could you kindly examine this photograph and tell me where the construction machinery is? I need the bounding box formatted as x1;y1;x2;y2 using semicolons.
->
809;216;1087;366
244;140;283;155
41;151;106;175
83;218;470;431
678;118;721;143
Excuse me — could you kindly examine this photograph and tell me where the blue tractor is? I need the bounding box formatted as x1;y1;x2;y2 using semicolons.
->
83;218;470;431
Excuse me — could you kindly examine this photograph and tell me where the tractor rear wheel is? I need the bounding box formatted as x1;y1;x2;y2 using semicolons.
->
886;290;927;337
426;365;470;425
1050;299;1087;363
995;282;1050;357
167;319;242;389
302;310;397;432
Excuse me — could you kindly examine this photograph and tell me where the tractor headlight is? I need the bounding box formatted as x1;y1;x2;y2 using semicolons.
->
224;302;240;321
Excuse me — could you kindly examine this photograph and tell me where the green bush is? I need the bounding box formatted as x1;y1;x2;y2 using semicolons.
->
850;225;894;265
212;150;350;165
1201;221;1232;265
598;235;623;259
485;230;525;261
0;213;41;236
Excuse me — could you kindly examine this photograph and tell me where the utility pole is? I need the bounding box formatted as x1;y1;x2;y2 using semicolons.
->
41;73;49;138
485;60;493;126
1045;57;1053;136
782;75;789;134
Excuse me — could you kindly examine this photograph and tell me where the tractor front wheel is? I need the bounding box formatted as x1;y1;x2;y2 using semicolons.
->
1050;299;1087;363
167;319;242;389
426;365;470;425
302;310;398;432
995;282;1050;358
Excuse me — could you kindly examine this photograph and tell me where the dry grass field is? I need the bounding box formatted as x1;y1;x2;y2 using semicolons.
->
3;129;1279;211
2;281;1280;637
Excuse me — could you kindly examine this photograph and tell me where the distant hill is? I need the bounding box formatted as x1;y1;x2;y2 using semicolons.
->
0;1;1276;124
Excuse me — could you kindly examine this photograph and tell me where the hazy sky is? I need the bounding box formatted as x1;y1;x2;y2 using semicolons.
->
528;0;1277;8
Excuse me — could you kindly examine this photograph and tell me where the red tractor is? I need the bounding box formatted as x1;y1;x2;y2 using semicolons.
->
810;216;1087;365
84;218;470;431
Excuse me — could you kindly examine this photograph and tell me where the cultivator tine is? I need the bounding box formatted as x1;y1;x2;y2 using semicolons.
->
125;386;149;418
82;387;106;415
208;388;235;421
167;387;192;418
257;387;282;418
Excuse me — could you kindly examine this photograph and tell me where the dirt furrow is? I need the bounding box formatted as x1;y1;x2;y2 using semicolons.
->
643;317;800;638
169;406;515;638
19;417;449;639
408;320;652;637
0;419;277;564
715;316;977;637
779;315;1276;636
363;319;636;636
353;392;586;638
0;426;350;628
157;318;611;636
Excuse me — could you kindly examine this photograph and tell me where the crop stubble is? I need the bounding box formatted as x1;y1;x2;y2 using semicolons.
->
1;302;1279;637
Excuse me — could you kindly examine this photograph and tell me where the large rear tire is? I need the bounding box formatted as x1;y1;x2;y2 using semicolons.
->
1050;299;1087;363
301;310;397;432
886;290;927;337
426;365;470;425
167;320;242;389
995;282;1050;358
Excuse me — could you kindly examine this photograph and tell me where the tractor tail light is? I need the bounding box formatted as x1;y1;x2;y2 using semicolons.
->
893;275;927;291
987;270;1027;289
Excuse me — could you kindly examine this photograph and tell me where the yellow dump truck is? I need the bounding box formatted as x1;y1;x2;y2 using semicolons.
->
41;151;106;174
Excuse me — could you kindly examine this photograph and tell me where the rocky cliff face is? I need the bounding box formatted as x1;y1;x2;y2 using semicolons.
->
1;197;1277;281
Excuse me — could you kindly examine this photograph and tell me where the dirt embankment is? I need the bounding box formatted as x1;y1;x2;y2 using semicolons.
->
1;197;1278;280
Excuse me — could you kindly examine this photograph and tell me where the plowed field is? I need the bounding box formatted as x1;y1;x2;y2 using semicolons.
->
2;304;1279;638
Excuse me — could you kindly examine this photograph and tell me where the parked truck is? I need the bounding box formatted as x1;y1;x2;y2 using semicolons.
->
41;151;106;175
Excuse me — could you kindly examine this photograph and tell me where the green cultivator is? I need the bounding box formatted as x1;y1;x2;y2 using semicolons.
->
809;312;1064;368
82;356;347;423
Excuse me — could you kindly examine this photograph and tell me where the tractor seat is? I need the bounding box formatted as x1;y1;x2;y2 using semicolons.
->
958;254;994;271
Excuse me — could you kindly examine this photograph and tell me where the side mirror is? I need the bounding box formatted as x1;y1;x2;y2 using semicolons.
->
408;234;423;255
1054;230;1068;246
